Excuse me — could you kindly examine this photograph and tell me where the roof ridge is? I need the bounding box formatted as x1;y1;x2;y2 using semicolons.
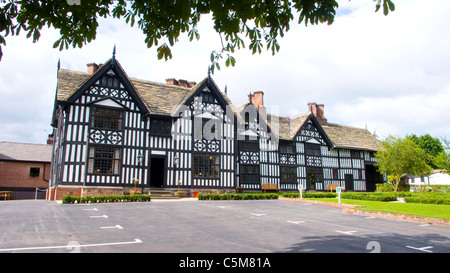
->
324;122;371;132
0;141;51;146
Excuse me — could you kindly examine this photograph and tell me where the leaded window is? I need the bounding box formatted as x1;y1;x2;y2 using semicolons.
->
239;141;259;151
279;141;295;154
240;164;260;184
280;166;297;184
193;153;219;179
150;118;172;136
88;146;121;175
200;91;216;104
91;107;123;130
305;143;321;156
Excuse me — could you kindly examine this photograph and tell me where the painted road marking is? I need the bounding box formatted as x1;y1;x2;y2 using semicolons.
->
250;213;267;217
0;239;143;252
335;230;357;235
406;246;433;253
89;215;108;219
82;208;98;211
287;220;305;224
100;225;123;230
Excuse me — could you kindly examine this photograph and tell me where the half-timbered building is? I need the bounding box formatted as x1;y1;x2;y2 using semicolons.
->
48;54;383;199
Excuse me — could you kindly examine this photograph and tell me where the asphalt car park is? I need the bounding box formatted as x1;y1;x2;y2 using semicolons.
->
0;199;449;254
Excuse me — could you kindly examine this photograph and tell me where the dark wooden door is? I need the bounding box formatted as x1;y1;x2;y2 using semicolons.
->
150;157;165;188
344;174;354;191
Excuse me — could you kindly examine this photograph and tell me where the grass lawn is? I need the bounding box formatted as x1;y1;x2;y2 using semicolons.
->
308;198;450;220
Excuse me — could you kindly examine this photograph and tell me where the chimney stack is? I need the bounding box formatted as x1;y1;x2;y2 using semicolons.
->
47;134;54;145
87;63;100;75
166;78;197;88
249;91;266;118
308;102;327;126
250;91;264;109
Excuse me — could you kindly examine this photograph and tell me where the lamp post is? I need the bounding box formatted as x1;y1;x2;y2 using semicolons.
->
137;151;144;193
174;153;179;189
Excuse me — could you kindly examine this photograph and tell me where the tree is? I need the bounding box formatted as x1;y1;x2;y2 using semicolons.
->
375;136;431;192
407;134;444;169
0;0;395;71
434;138;450;173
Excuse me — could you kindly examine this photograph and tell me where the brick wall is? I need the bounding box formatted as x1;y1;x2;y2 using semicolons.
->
48;186;126;200
0;161;50;189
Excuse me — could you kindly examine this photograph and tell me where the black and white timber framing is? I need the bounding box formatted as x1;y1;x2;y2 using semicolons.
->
49;54;384;195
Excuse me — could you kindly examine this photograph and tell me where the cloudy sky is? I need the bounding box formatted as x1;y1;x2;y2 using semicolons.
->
0;0;449;144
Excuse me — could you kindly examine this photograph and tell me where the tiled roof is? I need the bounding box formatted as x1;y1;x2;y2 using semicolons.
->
56;67;380;151
322;123;380;151
264;110;379;151
56;69;236;117
0;142;52;162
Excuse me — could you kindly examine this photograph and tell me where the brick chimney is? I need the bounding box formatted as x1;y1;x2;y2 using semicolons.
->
249;91;266;119
308;102;327;126
47;134;54;145
87;63;100;75
166;78;197;88
250;91;264;109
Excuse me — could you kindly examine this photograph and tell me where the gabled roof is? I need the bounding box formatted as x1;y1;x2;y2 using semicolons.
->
64;58;149;114
266;112;310;140
55;58;380;151
0;142;52;162
239;103;379;151
322;123;380;151
56;63;236;117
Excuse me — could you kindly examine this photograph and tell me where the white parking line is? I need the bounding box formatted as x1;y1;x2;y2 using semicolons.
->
250;213;267;217
0;239;143;252
89;215;108;219
287;220;305;224
335;230;357;235
82;208;98;211
100;225;123;230
406;246;433;253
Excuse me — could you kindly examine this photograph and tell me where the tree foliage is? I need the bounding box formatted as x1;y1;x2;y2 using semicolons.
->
434;138;450;173
407;134;444;169
0;0;395;70
375;136;431;192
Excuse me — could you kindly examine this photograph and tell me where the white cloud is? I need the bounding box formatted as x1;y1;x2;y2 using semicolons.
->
0;0;449;144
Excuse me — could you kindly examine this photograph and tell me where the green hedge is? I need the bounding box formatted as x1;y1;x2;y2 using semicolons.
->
411;185;450;193
404;193;450;205
197;193;279;200
62;194;151;204
376;183;411;192
280;192;337;199
340;192;398;202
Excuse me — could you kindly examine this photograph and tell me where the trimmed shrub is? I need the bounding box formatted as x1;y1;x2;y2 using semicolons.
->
376;183;410;192
340;192;397;202
411;185;450;193
404;193;450;205
197;193;279;201
62;194;151;204
280;192;337;199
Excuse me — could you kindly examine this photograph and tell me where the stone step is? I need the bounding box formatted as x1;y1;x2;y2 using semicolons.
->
149;188;180;199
